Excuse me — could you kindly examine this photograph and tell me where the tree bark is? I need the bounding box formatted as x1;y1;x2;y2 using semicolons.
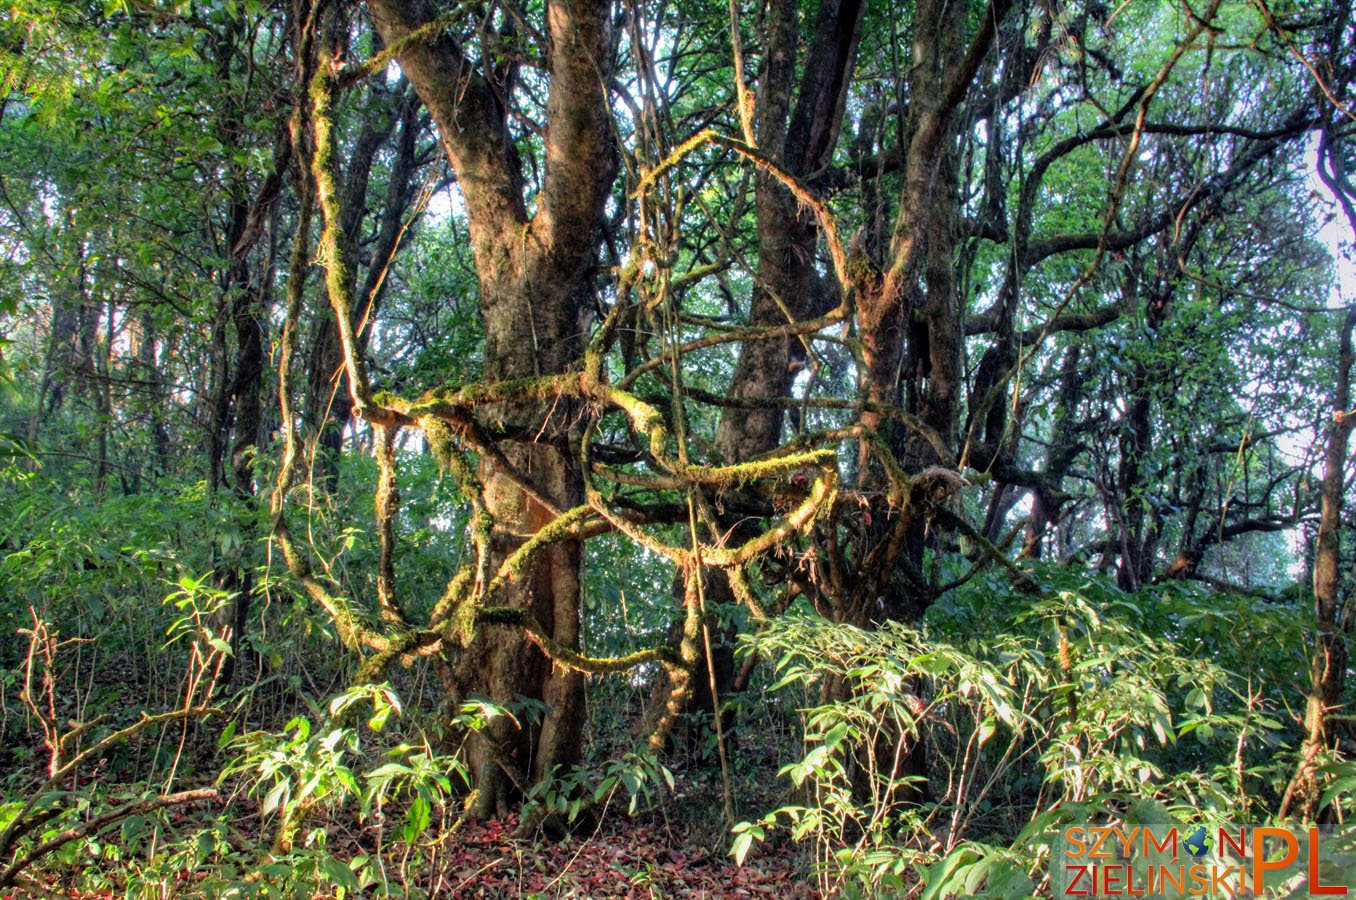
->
845;0;1010;804
367;0;617;815
1284;308;1356;819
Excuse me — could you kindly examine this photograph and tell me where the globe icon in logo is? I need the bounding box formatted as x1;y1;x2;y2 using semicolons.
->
1183;825;1211;859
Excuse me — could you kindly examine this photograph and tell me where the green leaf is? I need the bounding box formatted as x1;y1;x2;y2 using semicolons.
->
365;762;414;781
921;847;982;900
319;855;361;892
217;719;237;749
402;795;431;844
369;704;393;731
729;824;764;865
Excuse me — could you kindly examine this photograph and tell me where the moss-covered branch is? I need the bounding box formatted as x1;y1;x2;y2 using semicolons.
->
309;52;398;427
354;628;444;685
705;467;839;566
631;130;849;292
337;10;473;87
272;513;387;652
475;607;682;673
374;424;403;623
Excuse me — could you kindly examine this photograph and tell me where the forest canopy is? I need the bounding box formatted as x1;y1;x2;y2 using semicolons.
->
2;0;1356;895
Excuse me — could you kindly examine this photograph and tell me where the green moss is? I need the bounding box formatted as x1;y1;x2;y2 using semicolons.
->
683;448;835;488
429;564;481;648
473;607;679;673
501;505;590;581
420;415;456;473
354;628;439;685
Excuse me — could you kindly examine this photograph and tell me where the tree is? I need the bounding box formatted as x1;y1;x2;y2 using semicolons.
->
306;0;620;815
5;0;1354;852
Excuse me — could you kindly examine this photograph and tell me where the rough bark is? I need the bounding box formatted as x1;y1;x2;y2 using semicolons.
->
1312;311;1356;738
843;0;1011;803
718;0;863;458
856;0;988;611
366;0;617;815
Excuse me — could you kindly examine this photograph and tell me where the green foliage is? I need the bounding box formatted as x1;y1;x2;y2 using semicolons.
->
732;569;1305;897
528;749;677;826
214;685;501;896
0;0;1349;893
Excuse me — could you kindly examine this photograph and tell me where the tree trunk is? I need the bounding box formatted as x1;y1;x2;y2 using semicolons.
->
75;298;109;497
848;0;1011;801
28;292;79;448
213;83;292;684
1284;308;1356;819
367;0;617;814
132;308;170;486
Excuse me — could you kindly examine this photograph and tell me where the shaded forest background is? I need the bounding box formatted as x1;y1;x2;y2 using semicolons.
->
2;0;1356;895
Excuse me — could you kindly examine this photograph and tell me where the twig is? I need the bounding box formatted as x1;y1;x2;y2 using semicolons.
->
0;789;218;887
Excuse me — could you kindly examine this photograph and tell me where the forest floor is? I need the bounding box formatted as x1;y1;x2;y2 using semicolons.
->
6;770;824;900
410;814;820;899
10;809;820;900
3;663;825;898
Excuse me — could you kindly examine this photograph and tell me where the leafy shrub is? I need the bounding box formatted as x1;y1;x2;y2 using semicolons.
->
732;570;1304;897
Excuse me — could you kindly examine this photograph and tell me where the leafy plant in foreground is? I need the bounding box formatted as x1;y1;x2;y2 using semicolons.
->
217;685;509;896
732;575;1300;897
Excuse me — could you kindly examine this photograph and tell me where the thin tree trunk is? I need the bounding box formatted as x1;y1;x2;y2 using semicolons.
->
28;294;79;448
1283;308;1356;819
75;300;109;497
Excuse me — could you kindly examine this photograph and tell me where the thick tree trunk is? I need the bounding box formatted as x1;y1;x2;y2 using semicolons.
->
849;0;1010;802
856;0;972;611
459;435;585;815
456;278;595;816
212;203;261;685
367;0;616;814
205;299;233;494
